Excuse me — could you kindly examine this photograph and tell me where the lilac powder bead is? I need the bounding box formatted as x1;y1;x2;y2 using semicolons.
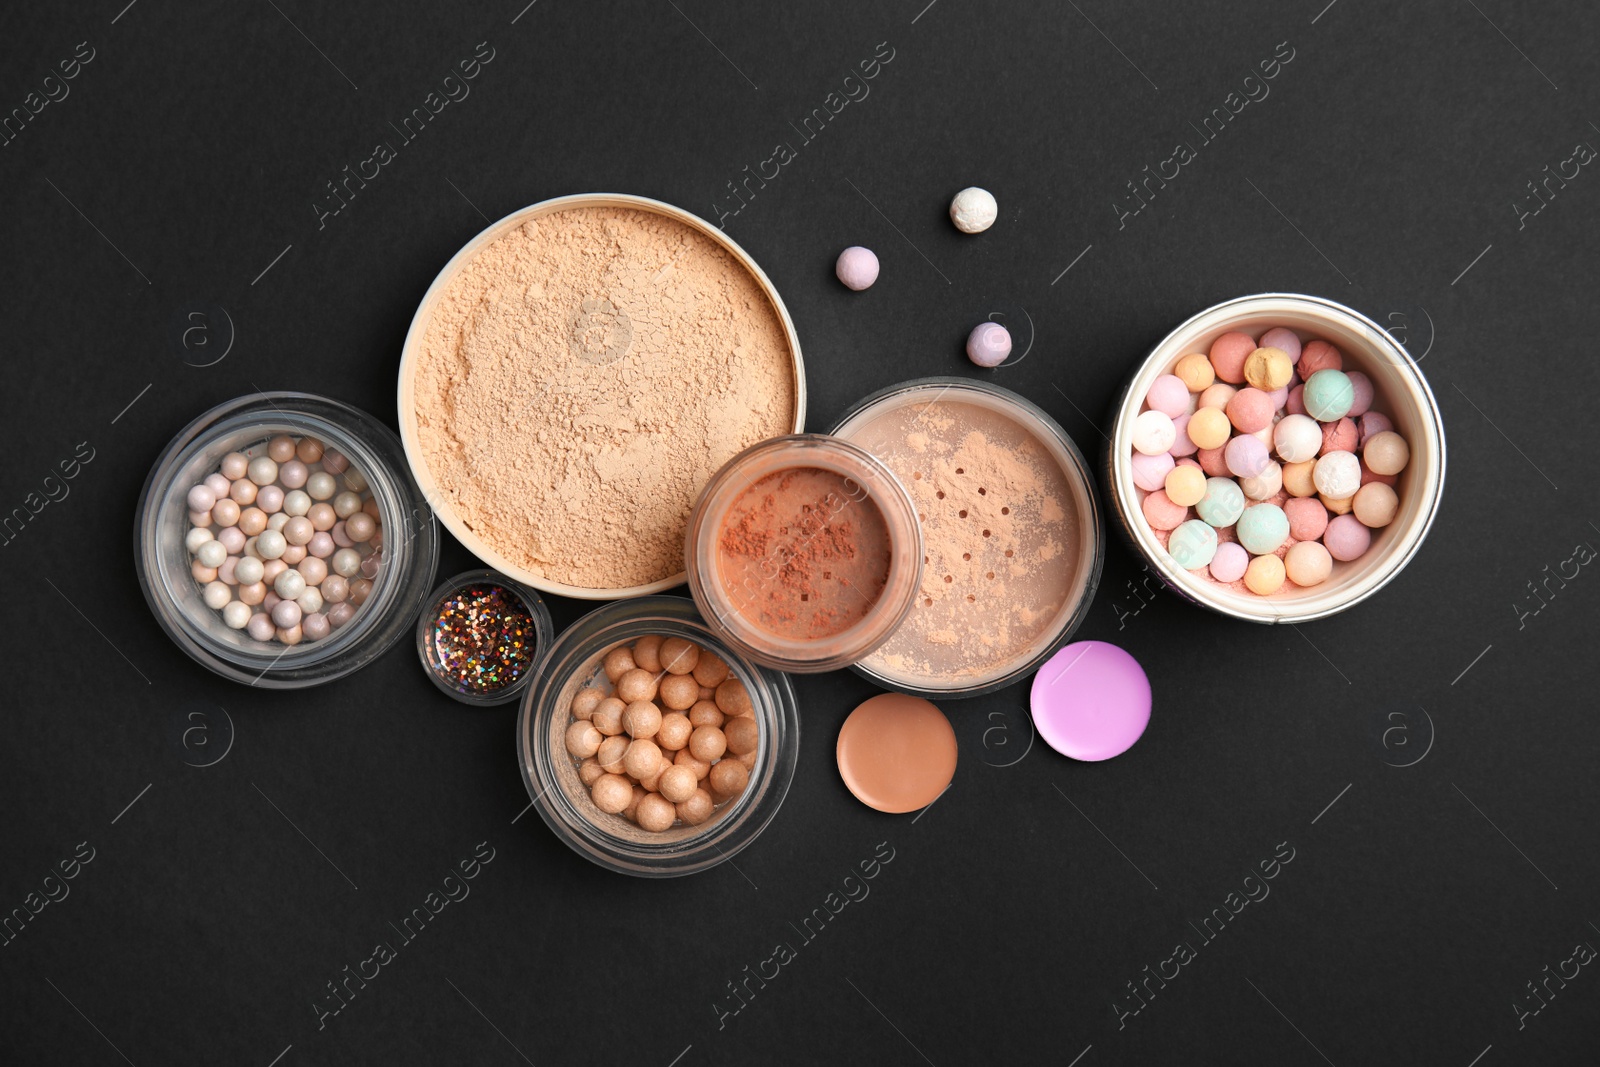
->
247;613;275;641
302;613;331;641
1359;411;1393;446
1224;434;1270;478
1259;327;1302;363
835;246;879;291
1209;541;1249;583
966;322;1012;368
1030;641;1151;761
1130;451;1175;492
1324;514;1373;561
1346;372;1374;417
1168;413;1199;457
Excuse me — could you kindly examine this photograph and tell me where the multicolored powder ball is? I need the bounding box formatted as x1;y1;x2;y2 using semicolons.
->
428;583;536;694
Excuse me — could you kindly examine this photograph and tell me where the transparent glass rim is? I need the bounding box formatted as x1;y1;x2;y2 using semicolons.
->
135;391;440;688
830;376;1106;699
415;569;554;707
518;595;799;877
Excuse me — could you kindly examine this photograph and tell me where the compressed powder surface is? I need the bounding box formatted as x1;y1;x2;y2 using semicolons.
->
413;206;797;588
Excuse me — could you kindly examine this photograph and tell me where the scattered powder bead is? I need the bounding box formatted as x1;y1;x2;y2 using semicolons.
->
1198;383;1237;410
1273;414;1321;464
835;246;880;291
949;187;998;233
1142;489;1187;531
966;322;1012;368
1168;414;1198;457
1282;459;1317;498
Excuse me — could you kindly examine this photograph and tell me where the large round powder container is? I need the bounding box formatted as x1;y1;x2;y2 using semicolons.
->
835;693;958;813
1029;641;1150;761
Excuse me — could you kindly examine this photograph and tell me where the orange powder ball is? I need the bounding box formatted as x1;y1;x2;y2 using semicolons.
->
596;735;630;775
692;651;730;688
591;697;626;736
1164;465;1207;508
1244;553;1285;595
675;749;711;781
565;721;602;758
709;758;749;798
1283;460;1317;498
659;674;700;711
1243;347;1293;391
571;687;605;720
591;774;633;814
656;712;692;750
698;685;716;701
1320;492;1354;516
715;678;752;716
659;764;699;803
1186;407;1231;451
639;759;667;792
578;758;605;787
736;749;757;771
603;646;636;682
659;637;700;675
688;700;725;729
724;716;759;756
636;793;677;832
689;725;728;762
1285;541;1333;587
621;700;662;739
623;738;663;780
631;635;663;672
623;785;647;823
615;668;659;703
1173;353;1215;392
677;788;715;825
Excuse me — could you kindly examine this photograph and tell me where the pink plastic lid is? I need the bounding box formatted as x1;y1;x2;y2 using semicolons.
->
1029;641;1150;761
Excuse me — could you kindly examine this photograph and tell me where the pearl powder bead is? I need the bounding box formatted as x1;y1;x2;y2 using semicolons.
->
296;437;323;463
302;613;330;641
950;186;998;233
282;490;311;517
256;529;287;560
246;456;279;486
238;582;266;606
306;472;337;500
342;470;367;493
187;485;216;512
266;512;289;532
296;587;324;615
211;499;240;528
308;532;335;558
272;599;302;628
197;540;227;568
274;569;306;601
297;557;328;586
327;602;356;628
321;575;349;603
222;601;252;629
320;450;349;475
229;479;257;505
247;614;275;641
217;527;245;554
255;485;284;514
966;322;1012;368
345;513;376;542
283;516;314;546
203;581;232;609
220;452;249;480
186;527;212;553
278;460;308;489
268;435;296;463
333;492;362;518
276;624;303;646
307;503;336;531
331;549;361;578
234;556;264;585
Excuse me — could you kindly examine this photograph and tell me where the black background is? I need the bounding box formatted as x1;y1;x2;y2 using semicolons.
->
3;1;1597;1064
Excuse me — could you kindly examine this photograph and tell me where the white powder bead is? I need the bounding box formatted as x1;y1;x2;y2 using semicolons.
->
950;187;998;233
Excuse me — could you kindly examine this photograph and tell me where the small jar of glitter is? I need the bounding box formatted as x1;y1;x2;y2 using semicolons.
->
416;570;552;706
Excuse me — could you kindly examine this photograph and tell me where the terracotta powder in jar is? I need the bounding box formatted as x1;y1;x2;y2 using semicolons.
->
411;205;797;590
842;397;1085;686
715;467;892;641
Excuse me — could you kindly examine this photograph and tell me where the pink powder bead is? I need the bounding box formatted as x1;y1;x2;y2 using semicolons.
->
1226;388;1274;433
1145;375;1190;418
298;557;328;586
1259;327;1302;363
262;558;287;584
1359;411;1393;446
1208;331;1256;384
1168;413;1199;457
206;473;233;498
280;544;307;565
321;575;349;604
263;591;281;613
1142;489;1188;531
256;485;285;514
247;613;275;641
1225;434;1270;478
1286;384;1307;416
1297;340;1342;379
1209;541;1249;583
1267;384;1290;410
1197;445;1231;477
1360;463;1398;487
327;602;356;628
360;554;383;579
187;485;216;512
302;612;331;641
1346;371;1374;417
189;509;213;527
279;460;308;489
308;531;335;558
1324;513;1372;561
218;556;240;585
1131;451;1175;492
272;600;302;628
321;450;350;475
331;520;354;548
217;526;246;554
1284;497;1330;542
1198;383;1237;410
1320;417;1358;455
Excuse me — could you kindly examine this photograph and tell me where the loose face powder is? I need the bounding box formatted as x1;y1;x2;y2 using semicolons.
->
834;382;1100;694
716;466;892;641
408;201;800;592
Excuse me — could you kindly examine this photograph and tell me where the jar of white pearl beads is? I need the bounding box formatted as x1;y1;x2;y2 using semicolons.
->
137;392;439;687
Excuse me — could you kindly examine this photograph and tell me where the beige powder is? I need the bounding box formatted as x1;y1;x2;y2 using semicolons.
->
413;206;797;589
843;398;1083;683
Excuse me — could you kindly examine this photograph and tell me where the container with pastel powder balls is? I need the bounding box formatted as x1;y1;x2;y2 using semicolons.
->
685;435;924;673
831;378;1105;698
